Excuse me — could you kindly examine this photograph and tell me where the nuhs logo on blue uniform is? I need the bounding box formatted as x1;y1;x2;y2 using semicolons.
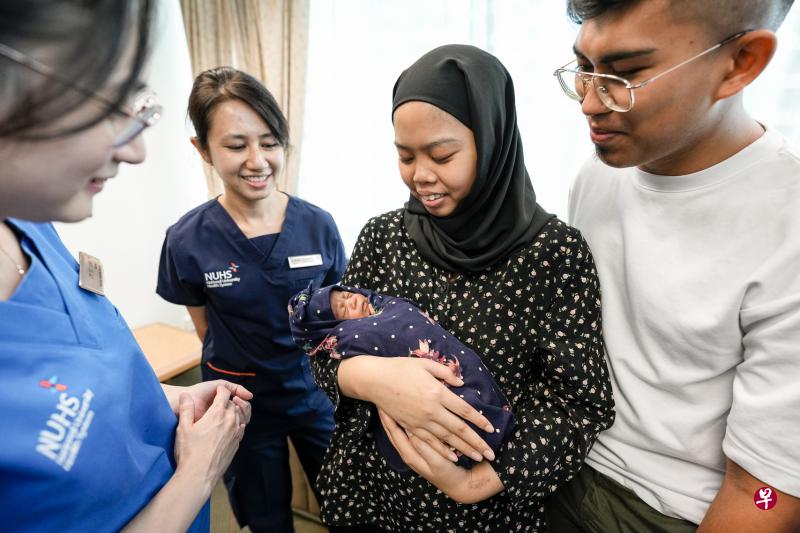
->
36;377;96;472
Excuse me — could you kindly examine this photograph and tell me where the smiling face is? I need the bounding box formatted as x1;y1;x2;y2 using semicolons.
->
330;290;375;320
572;0;739;173
393;101;478;217
192;99;284;204
0;106;146;222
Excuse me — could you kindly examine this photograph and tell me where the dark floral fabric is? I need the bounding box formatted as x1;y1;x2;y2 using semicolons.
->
310;209;614;532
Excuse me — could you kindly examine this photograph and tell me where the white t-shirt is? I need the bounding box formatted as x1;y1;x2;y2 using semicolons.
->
569;128;800;524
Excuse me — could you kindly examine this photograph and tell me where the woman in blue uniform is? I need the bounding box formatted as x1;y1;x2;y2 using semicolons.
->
0;2;252;532
157;67;345;533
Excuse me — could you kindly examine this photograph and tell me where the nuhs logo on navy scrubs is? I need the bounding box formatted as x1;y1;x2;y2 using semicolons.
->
204;261;241;289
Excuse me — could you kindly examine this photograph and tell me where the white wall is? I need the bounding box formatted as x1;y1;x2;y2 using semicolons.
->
56;1;205;330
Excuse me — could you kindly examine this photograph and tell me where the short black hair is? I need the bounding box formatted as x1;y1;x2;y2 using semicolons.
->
567;0;795;34
0;0;154;139
188;66;289;149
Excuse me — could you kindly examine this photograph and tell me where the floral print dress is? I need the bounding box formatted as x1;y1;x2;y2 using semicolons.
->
310;210;615;532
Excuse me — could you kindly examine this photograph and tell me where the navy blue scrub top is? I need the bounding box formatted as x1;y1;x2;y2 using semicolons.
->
0;220;209;532
157;195;346;420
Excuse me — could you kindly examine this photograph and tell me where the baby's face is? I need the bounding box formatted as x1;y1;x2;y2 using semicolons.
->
330;290;375;320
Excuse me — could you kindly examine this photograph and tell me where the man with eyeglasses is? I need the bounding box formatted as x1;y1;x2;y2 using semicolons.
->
545;1;800;532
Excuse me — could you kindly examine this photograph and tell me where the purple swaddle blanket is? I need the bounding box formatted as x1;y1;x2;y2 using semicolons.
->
288;284;515;472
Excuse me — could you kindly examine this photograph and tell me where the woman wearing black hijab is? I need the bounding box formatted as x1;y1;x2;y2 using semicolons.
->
309;45;614;532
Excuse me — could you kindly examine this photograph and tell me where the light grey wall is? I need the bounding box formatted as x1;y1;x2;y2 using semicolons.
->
56;1;206;330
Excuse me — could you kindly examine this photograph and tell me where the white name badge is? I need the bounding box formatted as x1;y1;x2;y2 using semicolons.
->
288;254;323;269
78;251;105;295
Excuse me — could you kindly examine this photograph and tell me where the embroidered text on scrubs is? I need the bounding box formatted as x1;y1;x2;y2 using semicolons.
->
36;389;95;471
204;269;241;289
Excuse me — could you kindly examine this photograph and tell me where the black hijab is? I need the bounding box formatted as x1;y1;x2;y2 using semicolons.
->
393;44;554;273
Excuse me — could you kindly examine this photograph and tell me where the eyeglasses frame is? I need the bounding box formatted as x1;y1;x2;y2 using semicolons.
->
553;30;752;112
0;41;161;146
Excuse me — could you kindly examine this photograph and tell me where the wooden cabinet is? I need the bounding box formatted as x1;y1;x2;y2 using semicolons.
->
132;322;202;382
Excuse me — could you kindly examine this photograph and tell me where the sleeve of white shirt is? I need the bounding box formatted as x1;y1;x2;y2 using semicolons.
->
568;155;599;225
723;239;800;497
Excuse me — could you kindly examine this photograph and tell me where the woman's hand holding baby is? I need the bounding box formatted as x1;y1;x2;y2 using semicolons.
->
338;355;495;462
378;408;504;503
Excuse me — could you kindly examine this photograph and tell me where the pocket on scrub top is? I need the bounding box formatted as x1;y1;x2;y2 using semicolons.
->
287;267;326;293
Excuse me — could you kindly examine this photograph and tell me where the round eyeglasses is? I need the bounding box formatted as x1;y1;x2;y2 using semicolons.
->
0;41;162;146
553;30;750;112
108;88;163;147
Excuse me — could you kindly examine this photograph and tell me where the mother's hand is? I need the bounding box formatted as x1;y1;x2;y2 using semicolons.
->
379;409;504;504
338;355;495;462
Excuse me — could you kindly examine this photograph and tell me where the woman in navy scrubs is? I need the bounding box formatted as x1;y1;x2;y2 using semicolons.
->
157;67;345;533
0;2;252;532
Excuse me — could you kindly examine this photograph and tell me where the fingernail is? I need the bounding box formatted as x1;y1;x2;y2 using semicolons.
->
484;449;495;461
470;451;483;462
455;379;464;387
449;452;458;462
484;423;495;433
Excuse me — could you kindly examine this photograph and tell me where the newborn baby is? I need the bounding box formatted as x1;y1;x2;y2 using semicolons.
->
288;284;515;472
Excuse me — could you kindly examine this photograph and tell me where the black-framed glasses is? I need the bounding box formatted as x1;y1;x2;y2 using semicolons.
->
553;30;751;112
0;41;162;146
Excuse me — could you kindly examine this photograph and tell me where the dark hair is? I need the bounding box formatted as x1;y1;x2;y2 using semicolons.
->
566;0;632;23
0;0;154;139
187;67;289;149
567;0;795;33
